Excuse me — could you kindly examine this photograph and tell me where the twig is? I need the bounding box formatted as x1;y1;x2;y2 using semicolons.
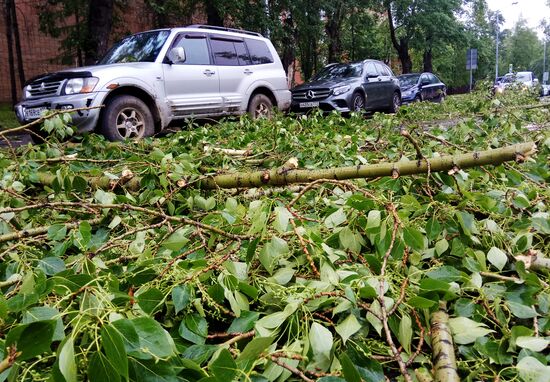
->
222;330;254;346
288;215;320;277
158;243;206;278
0;217;102;244
479;271;523;284
0;346;21;374
269;356;314;382
406;309;425;367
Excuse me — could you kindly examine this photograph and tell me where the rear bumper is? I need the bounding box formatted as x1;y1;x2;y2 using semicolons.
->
274;89;292;111
15;92;105;133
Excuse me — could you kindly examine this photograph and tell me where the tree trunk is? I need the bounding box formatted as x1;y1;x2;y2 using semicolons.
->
32;142;536;191
85;0;114;65
205;2;223;26
386;3;412;74
325;5;343;63
10;1;25;87
3;0;17;105
423;47;433;73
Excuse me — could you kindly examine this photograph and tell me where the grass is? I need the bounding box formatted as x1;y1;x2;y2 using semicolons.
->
0;103;19;130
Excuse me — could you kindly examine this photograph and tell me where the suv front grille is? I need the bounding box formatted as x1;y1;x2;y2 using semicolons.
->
292;88;331;101
28;80;63;98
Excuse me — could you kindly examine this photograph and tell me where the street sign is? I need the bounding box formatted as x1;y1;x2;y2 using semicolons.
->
466;48;478;70
544;72;549;82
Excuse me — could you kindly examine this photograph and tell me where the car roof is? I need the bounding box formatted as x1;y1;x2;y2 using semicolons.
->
126;25;266;40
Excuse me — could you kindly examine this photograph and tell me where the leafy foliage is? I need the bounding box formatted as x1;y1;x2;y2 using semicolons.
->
0;90;549;381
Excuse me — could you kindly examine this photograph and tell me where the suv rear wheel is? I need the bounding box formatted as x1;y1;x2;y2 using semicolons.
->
100;95;154;141
248;94;274;119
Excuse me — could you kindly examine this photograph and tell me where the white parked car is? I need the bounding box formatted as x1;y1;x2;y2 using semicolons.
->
16;25;291;141
493;71;539;94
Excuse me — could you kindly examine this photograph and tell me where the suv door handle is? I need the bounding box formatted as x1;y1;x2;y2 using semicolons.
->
244;69;253;75
203;69;216;77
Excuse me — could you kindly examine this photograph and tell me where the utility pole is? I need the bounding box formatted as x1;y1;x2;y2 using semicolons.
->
495;12;500;81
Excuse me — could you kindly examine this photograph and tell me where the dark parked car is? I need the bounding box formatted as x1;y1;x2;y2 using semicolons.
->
291;60;401;114
398;73;446;103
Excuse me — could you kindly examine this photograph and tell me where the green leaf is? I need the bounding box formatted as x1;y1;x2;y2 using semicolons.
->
435;239;449;255
22;307;64;342
508;302;538;319
58;337;77;382
162;227;191;251
129;359;179;382
101;325;128;380
516;356;550;382
37;257;66;276
515;336;550;352
448;317;494;344
309;322;333;359
172;285;192;314
210;348;237;381
5;321;56;361
179;314;208;345
228;311;260;333
137;288;164;316
335;314;362;345
408;296;437;308
366;210;381;233
398;314;412;354
339;353;362;382
487;247;508;271
47;225;67;241
403;227;425;251
182;344;218;364
426;218;442;241
339;227;362;253
236;337;273;371
132;317;176;359
325;208;347;229
88;352;120;382
457;211;478;236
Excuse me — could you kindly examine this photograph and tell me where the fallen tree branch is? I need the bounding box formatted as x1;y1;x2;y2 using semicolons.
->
430;310;460;382
0;217;102;244
516;250;550;271
30;142;536;190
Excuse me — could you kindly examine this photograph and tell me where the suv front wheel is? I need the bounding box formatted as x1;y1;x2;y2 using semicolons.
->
100;95;154;141
248;94;274;119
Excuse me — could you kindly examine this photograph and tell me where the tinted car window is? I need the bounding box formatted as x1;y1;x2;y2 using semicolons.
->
313;63;363;80
375;63;391;76
429;74;439;83
246;38;274;65
235;41;251;65
397;74;420;87
171;34;210;65
211;38;239;66
365;62;377;77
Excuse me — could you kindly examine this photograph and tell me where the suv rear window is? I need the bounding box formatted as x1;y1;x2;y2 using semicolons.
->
245;38;274;65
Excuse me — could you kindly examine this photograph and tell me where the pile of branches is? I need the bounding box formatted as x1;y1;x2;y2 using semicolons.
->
0;93;549;382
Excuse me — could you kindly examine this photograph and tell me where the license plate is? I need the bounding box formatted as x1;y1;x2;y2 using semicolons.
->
24;107;48;120
299;102;320;108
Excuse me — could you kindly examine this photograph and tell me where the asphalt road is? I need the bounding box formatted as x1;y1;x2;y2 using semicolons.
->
0;133;32;148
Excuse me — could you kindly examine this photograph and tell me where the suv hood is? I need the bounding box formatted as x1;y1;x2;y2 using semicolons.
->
292;78;358;91
25;63;159;86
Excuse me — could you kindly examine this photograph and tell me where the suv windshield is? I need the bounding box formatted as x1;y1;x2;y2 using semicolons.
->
99;30;170;64
397;74;420;87
313;63;363;80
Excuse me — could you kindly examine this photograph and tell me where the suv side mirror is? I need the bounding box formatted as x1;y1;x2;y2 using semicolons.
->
168;47;186;64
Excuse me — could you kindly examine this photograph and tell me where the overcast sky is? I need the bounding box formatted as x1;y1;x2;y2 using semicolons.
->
486;0;550;32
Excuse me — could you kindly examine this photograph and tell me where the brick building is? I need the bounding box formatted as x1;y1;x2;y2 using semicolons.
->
0;0;203;103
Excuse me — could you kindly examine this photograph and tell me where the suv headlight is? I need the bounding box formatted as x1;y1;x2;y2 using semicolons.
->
64;77;99;95
332;85;351;96
23;85;32;99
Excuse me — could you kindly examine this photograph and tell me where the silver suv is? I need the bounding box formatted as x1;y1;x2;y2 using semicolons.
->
15;25;291;141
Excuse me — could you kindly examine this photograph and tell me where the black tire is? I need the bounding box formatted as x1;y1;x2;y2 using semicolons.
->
248;93;274;119
388;92;401;114
350;92;366;112
100;95;154;141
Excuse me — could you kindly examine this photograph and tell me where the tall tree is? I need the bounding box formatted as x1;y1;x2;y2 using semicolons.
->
85;0;115;65
385;0;415;73
3;0;17;104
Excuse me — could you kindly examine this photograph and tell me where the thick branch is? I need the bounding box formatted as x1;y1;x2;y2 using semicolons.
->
32;142;536;191
430;311;459;382
0;217;102;244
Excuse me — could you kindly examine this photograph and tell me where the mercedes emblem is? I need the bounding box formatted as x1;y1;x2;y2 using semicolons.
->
306;90;315;99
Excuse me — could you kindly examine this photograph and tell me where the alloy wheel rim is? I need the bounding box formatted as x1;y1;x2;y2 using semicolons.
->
116;108;145;139
353;96;365;111
255;102;271;118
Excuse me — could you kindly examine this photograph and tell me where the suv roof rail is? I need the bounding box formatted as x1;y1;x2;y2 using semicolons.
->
187;24;263;37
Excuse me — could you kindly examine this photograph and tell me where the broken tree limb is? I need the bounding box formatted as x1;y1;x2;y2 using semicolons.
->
32;142;535;191
516;250;550;271
0;217;102;244
430;311;460;382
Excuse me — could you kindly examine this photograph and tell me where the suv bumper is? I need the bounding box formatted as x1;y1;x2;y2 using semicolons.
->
274;89;292;111
15;92;104;133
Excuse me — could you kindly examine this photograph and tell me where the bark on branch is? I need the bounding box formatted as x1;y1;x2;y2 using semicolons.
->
32;142;536;191
430;311;459;382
